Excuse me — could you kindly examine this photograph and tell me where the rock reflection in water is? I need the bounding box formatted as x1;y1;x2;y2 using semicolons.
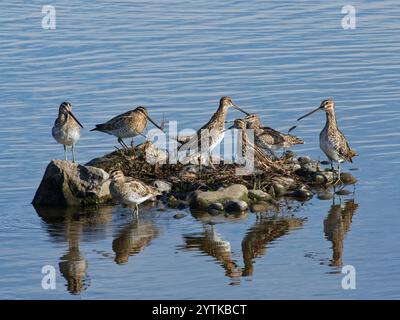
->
324;199;358;267
112;220;160;264
34;205;113;295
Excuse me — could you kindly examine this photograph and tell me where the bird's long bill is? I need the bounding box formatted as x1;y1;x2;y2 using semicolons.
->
232;103;250;116
146;115;163;131
68;111;84;128
297;106;321;121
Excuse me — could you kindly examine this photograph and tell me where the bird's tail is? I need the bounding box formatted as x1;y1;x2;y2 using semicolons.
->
348;149;358;163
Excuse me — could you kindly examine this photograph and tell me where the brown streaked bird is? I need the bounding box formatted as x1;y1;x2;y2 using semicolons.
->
297;99;358;183
109;170;160;216
90;106;162;150
228;119;282;172
244;114;304;156
52;101;84;163
178;97;250;167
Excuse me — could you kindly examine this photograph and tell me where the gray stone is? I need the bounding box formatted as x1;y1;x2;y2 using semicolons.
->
301;163;317;173
298;156;312;164
340;173;357;185
224;200;248;213
321;171;334;183
190;184;248;209
152;180;172;194
291;164;302;171
318;192;333;200
286;186;313;201
248;190;272;202
173;213;186;219
273;183;286;197
313;173;326;184
207;202;224;216
32;160;111;207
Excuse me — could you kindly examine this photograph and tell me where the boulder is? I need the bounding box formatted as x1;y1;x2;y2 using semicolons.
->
152;180;172;194
248;189;272;202
190;184;248;209
32;160;111;207
224;200;248;213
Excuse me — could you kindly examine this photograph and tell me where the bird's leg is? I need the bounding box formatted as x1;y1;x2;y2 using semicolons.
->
64;145;68;161
131;137;134;148
334;162;343;185
118;138;129;151
135;204;139;221
208;151;216;170
330;160;334;172
198;155;202;178
72;144;76;163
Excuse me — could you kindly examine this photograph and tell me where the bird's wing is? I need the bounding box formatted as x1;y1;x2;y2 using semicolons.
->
258;128;285;145
336;130;357;162
126;179;158;197
95;111;135;130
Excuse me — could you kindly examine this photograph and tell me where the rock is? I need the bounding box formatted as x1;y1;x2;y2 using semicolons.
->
224;200;248;213
250;201;272;213
301;163;317;173
167;196;188;209
190;184;248;209
298;156;312;165
335;189;352;196
248;190;272;202
313;171;334;184
32;160;111;207
340;173;357;185
207;202;224;215
321;171;334;183
273;183;286;197
318;192;333;200
313;173;326;184
291;164;302;171
173;213;186;219
152;180;172;194
286;186;313;201
177;202;187;210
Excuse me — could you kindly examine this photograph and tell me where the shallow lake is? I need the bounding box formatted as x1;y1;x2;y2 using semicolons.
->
0;0;399;299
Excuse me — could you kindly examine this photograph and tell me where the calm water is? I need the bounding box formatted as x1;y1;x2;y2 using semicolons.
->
0;0;399;299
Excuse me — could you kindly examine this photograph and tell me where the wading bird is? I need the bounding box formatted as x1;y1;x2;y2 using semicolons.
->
297;99;357;183
244;114;304;156
178;96;250;168
109;170;160;216
52;101;84;163
91;106;162;150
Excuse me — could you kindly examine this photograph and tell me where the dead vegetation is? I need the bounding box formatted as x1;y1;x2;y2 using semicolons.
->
86;141;307;194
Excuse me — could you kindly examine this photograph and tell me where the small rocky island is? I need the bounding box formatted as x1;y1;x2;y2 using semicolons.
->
32;141;357;215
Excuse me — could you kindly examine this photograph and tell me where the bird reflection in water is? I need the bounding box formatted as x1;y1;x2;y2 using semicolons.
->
112;219;160;264
182;224;242;281
180;213;305;283
34;205;113;295
242;215;305;276
324;198;358;267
